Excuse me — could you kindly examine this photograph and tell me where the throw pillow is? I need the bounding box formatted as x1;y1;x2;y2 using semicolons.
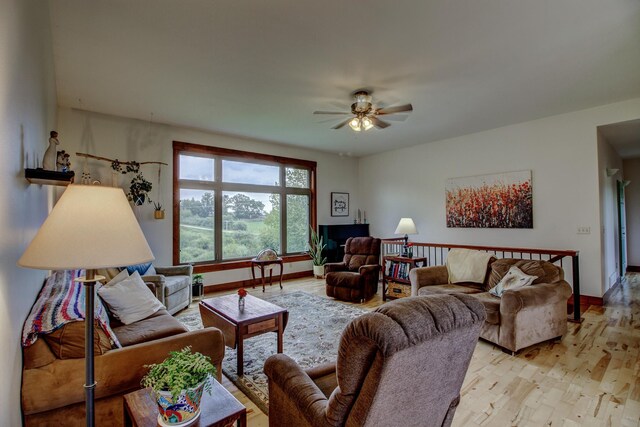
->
44;320;113;359
98;271;164;325
126;262;153;276
489;266;537;297
144;264;157;276
106;268;129;286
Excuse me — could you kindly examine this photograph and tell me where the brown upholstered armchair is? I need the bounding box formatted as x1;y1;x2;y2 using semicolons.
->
264;294;486;427
324;236;381;302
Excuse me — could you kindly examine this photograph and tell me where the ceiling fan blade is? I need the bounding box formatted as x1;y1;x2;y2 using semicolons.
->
380;114;409;122
313;111;350;115
377;103;413;115
371;116;391;129
332;118;352;129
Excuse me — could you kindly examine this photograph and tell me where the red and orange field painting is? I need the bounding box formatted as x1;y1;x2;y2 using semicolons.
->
446;170;533;228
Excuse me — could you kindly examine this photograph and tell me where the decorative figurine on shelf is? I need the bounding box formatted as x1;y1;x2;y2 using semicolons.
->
56;150;71;172
42;131;59;171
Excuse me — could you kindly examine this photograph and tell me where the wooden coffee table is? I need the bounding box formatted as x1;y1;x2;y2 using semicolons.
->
123;378;246;426
199;294;288;376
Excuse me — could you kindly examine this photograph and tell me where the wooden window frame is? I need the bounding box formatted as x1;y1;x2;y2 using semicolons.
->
173;141;317;273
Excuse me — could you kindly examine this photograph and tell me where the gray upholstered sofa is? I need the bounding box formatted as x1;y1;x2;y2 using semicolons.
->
265;294;486;427
410;258;572;353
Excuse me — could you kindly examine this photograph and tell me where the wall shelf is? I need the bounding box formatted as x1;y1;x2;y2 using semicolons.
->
25;168;75;186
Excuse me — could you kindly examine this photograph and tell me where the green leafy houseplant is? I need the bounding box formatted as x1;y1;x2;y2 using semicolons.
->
141;347;217;400
128;173;153;205
308;226;327;267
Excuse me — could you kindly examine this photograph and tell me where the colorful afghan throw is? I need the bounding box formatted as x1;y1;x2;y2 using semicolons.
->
22;269;121;348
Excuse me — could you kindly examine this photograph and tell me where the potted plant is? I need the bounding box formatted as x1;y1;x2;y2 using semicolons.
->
128;173;153;206
154;202;165;219
141;347;217;426
192;274;204;298
308;226;327;278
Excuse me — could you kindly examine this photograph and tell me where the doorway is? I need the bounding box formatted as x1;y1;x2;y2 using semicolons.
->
617;179;627;279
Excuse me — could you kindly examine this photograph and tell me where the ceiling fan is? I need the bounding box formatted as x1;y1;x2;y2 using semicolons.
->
313;90;413;131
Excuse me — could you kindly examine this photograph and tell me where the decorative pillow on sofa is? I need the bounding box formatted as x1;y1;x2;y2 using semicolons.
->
488;259;549;289
126;262;153;276
98;271;164;325
446;248;494;284
489;266;537;297
44;320;113;359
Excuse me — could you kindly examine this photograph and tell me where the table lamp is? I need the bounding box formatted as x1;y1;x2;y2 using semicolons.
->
394;218;418;257
18;185;154;427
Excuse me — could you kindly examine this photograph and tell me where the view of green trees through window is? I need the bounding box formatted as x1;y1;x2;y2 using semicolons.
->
177;147;314;264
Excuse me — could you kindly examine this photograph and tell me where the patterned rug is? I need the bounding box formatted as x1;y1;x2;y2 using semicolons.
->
175;291;367;414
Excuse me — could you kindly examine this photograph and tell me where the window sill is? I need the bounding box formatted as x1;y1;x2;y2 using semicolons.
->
192;254;311;274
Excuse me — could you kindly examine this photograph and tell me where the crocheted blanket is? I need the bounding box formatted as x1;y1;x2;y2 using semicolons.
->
22;269;121;348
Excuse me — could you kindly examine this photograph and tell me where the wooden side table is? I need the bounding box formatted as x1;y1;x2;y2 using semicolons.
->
250;257;283;291
199;294;289;376
124;379;246;427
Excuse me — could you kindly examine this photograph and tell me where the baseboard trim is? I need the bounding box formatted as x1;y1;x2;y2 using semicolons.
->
203;270;314;293
603;277;622;305
567;294;603;312
627;265;640;272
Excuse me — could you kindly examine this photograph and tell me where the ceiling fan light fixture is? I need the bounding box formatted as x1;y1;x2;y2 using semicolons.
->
349;117;362;131
362;116;374;131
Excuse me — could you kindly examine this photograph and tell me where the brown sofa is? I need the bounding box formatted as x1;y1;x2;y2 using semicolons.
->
410;258;572;353
22;308;224;426
324;237;381;302
264;294;486;427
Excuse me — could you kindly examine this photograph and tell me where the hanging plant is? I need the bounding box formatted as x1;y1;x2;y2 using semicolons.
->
112;159;140;175
128;173;153;206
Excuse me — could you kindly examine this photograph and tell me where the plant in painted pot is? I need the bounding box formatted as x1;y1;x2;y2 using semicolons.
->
141;347;217;426
308;226;327;278
128;173;153;206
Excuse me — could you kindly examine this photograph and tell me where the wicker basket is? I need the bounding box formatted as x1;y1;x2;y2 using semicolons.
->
386;282;411;298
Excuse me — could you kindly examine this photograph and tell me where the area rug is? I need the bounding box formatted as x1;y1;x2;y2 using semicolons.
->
175;291;367;414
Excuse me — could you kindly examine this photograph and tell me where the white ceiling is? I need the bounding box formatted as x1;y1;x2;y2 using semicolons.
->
48;0;640;157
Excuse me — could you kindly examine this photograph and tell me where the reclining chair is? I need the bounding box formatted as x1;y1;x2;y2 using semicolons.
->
265;294;486;427
324;236;381;302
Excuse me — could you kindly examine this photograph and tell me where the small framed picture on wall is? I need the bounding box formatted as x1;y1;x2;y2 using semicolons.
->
331;192;349;217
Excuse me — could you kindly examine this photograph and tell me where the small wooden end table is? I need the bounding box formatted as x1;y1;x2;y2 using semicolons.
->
123;379;246;427
199;294;288;376
250;257;283;291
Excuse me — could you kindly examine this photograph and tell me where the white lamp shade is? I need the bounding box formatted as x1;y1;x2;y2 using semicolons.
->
19;185;154;270
394;218;418;235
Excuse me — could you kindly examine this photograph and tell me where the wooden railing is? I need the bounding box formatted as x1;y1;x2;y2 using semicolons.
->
382;239;582;322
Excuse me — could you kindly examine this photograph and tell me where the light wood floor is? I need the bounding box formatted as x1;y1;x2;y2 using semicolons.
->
201;273;640;426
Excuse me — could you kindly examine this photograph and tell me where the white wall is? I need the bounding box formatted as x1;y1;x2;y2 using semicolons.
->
597;130;624;290
623;157;640;268
359;98;640;298
0;0;57;423
57;108;360;286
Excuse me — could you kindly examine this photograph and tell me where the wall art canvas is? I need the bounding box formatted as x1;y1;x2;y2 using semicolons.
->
331;192;349;217
446;170;532;228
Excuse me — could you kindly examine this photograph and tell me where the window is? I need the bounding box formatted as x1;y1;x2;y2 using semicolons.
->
174;142;316;266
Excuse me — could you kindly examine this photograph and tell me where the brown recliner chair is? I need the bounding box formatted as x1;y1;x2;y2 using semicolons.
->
324;236;381;302
264;294;486;427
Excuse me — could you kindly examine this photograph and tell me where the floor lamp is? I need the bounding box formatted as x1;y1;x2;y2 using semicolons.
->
19;185;154;427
